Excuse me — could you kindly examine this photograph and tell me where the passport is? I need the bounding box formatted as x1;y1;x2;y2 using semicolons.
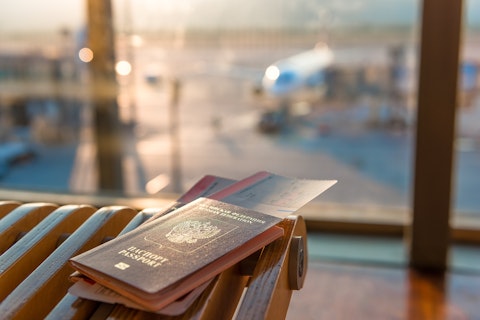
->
69;197;283;312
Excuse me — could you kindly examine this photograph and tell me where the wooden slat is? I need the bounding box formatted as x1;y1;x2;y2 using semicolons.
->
46;293;100;320
0;201;21;219
196;264;250;320
0;205;96;301
0;203;58;254
236;215;307;320
0;206;137;319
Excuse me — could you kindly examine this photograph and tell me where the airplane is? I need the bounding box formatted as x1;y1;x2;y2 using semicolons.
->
138;37;478;135
142;41;335;105
259;42;334;100
253;42;335;132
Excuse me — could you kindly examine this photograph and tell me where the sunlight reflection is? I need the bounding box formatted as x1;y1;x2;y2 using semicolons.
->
145;174;170;194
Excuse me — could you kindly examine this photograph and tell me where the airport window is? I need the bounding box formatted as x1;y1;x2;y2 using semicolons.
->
454;0;480;225
0;0;479;246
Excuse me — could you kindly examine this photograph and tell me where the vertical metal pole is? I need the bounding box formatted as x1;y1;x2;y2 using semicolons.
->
170;79;182;193
123;0;136;125
409;0;463;271
87;0;124;192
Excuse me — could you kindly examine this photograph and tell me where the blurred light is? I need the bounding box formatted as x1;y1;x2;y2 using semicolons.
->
116;60;132;76
131;35;144;47
145;174;170;194
78;47;94;63
265;65;280;81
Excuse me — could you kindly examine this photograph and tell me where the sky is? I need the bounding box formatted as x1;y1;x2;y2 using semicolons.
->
0;0;84;33
0;0;479;34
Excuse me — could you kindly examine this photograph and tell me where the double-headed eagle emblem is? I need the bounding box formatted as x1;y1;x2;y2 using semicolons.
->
166;220;221;244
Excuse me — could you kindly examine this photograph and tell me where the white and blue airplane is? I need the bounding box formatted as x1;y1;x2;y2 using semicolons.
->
260;42;334;99
253;42;335;132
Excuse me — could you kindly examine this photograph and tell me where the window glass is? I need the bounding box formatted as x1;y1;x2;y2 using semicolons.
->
455;0;480;219
114;0;421;217
0;0;425;221
0;0;84;191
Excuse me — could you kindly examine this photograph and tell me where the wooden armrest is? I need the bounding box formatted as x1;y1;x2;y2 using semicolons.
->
236;215;307;320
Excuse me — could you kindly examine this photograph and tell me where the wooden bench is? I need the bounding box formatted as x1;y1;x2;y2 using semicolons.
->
0;201;307;319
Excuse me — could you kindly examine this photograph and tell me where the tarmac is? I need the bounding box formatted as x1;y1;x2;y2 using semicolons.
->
1;99;479;217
